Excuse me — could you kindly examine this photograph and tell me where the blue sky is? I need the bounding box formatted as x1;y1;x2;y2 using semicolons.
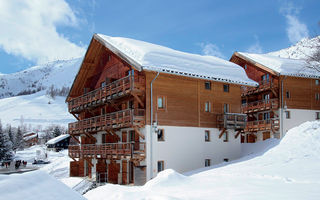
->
0;0;319;74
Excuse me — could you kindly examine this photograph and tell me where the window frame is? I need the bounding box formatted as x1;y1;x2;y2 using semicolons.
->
205;81;211;90
205;159;211;167
223;84;229;92
316;79;319;86
205;101;211;112
223;103;229;113
157;160;164;172
223;131;228;142
315;93;320;101
205;130;210;142
157;96;166;110
157;129;165;142
316;112;320;120
286;91;290;99
285;111;290;119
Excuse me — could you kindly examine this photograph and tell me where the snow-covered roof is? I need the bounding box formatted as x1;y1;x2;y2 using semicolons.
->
23;134;38;141
23;131;36;137
46;134;70;145
95;34;257;86
238;52;320;78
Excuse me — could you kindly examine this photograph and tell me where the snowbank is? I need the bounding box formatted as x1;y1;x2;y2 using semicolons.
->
0;170;85;200
85;121;320;200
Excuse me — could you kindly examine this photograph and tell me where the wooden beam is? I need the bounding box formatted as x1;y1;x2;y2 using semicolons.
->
85;158;93;168
235;130;241;139
219;128;226;139
71;135;80;144
132;93;145;108
72;113;79;121
133;126;145;140
84;132;97;143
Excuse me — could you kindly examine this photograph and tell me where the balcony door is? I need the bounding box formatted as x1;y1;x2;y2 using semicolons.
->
129;130;140;151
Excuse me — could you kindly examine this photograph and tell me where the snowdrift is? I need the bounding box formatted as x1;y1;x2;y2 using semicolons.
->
0;170;85;200
85;121;320;200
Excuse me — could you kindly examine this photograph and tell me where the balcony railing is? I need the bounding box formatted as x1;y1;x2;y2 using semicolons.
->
68;109;145;134
217;113;247;130
241;79;277;96
245;118;280;132
68;73;145;113
68;142;146;159
241;98;279;113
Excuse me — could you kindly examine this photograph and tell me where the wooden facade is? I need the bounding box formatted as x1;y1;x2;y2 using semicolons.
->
67;35;248;185
230;52;320;142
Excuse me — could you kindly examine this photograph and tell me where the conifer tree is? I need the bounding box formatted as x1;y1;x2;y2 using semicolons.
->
53;126;62;137
15;126;24;150
0;120;13;161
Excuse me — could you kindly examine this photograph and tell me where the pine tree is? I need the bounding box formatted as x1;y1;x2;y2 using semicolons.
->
53;126;62;138
0;121;13;161
7;125;14;146
15;126;24;150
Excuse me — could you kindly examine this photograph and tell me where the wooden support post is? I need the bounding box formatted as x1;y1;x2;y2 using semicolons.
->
72;113;79;121
235;130;241;139
85;158;93;168
219;128;226;139
132;93;145;108
133;126;145;140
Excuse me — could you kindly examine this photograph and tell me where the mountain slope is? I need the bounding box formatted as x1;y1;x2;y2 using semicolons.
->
0;58;82;99
267;36;320;59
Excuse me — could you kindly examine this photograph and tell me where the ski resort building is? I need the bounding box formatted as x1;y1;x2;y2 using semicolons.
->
66;34;256;185
230;52;320;143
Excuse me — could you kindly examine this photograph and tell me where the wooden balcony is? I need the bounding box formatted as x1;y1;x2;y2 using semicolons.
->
245;118;280;132
241;98;279;113
68;109;145;135
68;73;145;113
68;142;146;160
217;113;247;130
241;79;277;96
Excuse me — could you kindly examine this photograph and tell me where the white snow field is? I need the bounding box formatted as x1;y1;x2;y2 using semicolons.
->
85;121;320;200
0;90;74;127
0;170;85;200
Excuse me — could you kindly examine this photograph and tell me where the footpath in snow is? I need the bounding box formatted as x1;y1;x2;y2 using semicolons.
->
85;121;320;200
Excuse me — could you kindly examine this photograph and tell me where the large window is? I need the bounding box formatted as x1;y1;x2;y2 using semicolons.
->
205;159;211;167
205;82;211;90
157;161;164;172
223;84;229;92
205;130;210;142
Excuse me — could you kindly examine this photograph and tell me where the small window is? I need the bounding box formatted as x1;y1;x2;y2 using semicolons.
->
101;82;106;87
223;158;229;162
205;130;210;142
263;112;270;120
316;112;320;120
205;159;211;167
316;93;320;101
157;96;166;109
223;131;228;142
223;84;229;92
316;79;319;85
286;91;290;98
244;64;247;70
157;129;164;141
223;104;229;113
157;161;164;172
205;82;211;90
285;111;290;119
205;102;211;112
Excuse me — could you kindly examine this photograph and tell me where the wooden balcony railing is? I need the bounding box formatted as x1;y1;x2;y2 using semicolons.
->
68;72;145;113
245;118;280;132
68;142;146;159
68;109;145;134
217;113;247;130
241;98;279;113
241;79;277;96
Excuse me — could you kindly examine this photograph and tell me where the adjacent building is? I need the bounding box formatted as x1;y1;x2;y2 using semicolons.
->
66;34;256;185
230;52;320;143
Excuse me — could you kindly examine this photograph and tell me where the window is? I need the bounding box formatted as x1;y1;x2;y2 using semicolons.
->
223;158;229;162
157;96;166;109
263;94;270;101
286;91;290;98
157;129;164;141
224;104;229;113
223;84;229;92
316;93;320;101
261;74;270;82
285;111;290;119
157;161;164;172
316;112;320;120
205;130;210;142
244;64;247;70
223;131;228;142
205;102;211;112
263;112;270;120
101;81;106;87
205;159;211;167
205;82;211;90
316;79;319;85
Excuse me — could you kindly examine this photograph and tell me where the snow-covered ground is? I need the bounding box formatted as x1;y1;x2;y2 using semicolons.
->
85;121;320;200
0;90;73;127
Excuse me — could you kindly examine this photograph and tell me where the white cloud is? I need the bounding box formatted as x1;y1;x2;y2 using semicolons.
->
200;43;225;59
0;0;85;64
246;35;263;54
280;2;309;44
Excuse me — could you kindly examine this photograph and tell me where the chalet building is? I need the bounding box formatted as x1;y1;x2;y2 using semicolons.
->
23;132;38;147
230;52;320;143
46;134;70;152
66;34;256;185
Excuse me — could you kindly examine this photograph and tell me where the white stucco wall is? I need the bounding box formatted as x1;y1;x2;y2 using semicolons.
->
281;108;320;135
145;125;241;181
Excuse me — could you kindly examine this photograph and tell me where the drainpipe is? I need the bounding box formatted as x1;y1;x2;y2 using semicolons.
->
280;75;288;139
150;71;160;179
